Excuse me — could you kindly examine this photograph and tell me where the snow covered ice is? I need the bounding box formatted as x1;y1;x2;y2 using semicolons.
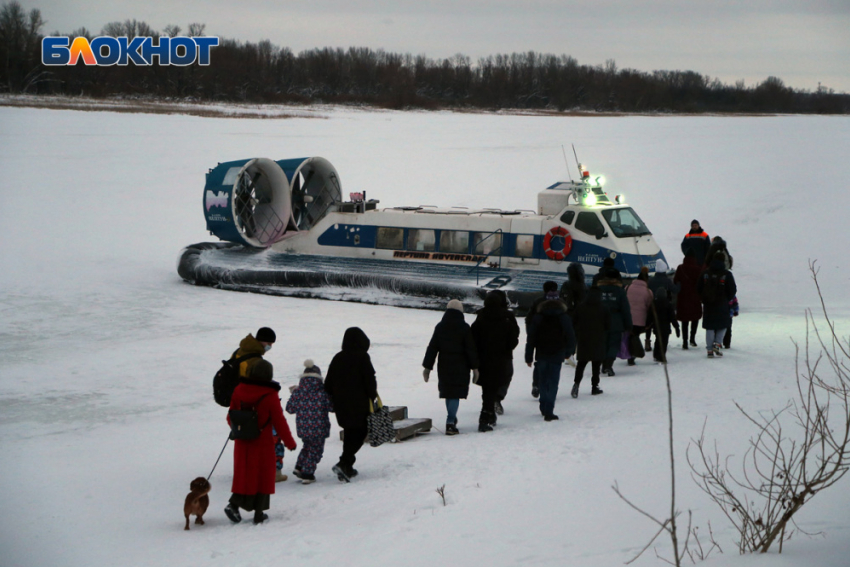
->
1;102;849;567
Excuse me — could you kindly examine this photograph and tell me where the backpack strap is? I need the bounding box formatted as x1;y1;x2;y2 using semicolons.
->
232;352;262;365
241;392;273;431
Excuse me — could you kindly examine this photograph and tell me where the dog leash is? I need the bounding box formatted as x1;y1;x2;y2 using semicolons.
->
207;434;230;481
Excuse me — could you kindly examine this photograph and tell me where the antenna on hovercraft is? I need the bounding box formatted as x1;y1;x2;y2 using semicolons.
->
561;145;574;182
571;144;583;179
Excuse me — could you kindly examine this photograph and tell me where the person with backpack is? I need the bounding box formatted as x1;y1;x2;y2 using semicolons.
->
525;296;576;421
213;327;277;408
674;249;703;349
423;300;481;434
626;267;653;366
651;287;681;363
285;360;333;485
525;281;559;399
681;220;711;265
471;290;520;430
571;287;610;398
596;268;632;376
697;252;737;358
224;359;296;525
324;327;378;482
560;263;587;319
648;259;679;351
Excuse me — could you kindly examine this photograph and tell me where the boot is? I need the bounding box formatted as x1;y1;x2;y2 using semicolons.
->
478;410;495;432
494;400;504;415
591;386;604;395
300;473;316;484
253;510;268;525
224;503;241;524
682;341;688;350
275;469;288;482
571;383;579;398
445;423;459;435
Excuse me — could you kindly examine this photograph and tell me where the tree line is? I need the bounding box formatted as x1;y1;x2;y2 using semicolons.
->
2;1;848;114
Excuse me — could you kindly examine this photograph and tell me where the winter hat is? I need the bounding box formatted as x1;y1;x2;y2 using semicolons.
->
602;257;615;267
447;299;464;312
251;359;274;381
301;359;322;378
655;259;668;273
691;219;700;226
543;280;558;293
256;327;276;343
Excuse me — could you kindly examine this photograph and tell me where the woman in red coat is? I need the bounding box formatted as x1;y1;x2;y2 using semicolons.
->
674;249;703;349
225;359;296;525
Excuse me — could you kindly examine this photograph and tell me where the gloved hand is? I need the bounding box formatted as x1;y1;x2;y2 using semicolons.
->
423;368;431;383
675;327;681;338
472;369;480;384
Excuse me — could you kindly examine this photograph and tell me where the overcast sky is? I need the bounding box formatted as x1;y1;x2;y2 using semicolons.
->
22;0;850;92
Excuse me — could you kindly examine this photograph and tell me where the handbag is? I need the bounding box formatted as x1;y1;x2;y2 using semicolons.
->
366;395;396;447
628;333;646;359
228;393;270;440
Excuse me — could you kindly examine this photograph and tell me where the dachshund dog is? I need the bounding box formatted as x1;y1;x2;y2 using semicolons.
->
183;477;211;530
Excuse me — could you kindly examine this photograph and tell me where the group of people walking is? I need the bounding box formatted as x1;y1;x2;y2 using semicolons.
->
222;325;378;525
217;219;739;525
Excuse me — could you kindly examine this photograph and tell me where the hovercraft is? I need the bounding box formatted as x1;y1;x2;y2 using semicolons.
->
177;156;667;312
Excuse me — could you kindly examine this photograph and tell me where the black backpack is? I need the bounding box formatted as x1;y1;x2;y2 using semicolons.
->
213;351;262;407
534;311;566;355
229;393;270;440
701;273;726;304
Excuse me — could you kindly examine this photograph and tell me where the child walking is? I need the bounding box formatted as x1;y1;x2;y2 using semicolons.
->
285;360;333;484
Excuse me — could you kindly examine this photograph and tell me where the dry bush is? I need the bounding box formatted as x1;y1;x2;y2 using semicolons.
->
688;261;850;554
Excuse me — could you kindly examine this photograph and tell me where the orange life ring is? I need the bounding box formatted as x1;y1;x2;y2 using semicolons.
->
543;226;573;261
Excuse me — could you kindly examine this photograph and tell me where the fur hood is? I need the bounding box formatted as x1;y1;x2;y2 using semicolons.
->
537;299;567;314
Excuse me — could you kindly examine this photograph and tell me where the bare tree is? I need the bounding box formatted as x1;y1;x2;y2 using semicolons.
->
688;261;850;554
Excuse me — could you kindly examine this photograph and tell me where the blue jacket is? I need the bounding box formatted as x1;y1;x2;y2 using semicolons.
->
286;373;333;439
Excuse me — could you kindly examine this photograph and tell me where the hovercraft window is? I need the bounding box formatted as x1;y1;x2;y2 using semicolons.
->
560;211;575;225
473;232;503;255
601;208;651;238
407;229;436;252
514;235;535;258
376;227;404;249
575;212;605;236
440;231;470;254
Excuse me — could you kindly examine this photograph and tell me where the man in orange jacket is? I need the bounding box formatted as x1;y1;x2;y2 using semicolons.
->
681;219;711;265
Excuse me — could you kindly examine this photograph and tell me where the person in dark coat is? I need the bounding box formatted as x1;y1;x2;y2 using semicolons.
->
471;290;520;431
681;219;711;265
703;236;733;270
724;296;740;348
560;262;587;319
596;273;632;376
647;259;679;351
592;257;622;287
525;298;576;420
674;249;703;349
571;287;610;397
525;281;559;399
285;360;333;484
324;327;378;481
423;300;480;434
697;253;737;358
651;287;681;362
225;359;296;525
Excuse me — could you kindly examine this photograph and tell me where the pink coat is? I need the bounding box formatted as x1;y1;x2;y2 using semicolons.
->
626;279;654;327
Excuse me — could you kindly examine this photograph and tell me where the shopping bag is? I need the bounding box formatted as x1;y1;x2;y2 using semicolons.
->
616;332;632;360
367;395;395;447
